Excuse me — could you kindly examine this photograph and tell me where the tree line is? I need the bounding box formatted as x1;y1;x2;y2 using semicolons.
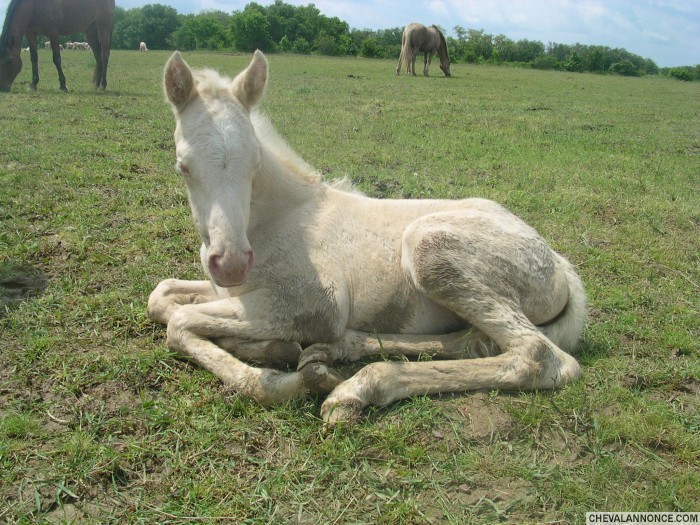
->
53;1;700;80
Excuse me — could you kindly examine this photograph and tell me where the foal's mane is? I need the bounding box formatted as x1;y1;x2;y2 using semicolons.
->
250;111;321;185
193;66;360;191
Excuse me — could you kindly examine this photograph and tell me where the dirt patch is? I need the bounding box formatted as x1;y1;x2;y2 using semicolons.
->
443;392;515;443
451;477;533;509
0;262;48;316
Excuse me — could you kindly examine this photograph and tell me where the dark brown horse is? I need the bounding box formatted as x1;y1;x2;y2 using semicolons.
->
396;23;451;77
0;0;115;92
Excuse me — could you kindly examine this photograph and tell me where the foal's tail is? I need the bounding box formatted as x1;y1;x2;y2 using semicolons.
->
539;255;587;354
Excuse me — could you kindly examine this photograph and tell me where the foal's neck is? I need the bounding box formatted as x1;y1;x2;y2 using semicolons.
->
250;142;320;226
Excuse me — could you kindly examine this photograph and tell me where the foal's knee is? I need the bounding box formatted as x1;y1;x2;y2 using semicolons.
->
165;307;193;353
147;279;179;323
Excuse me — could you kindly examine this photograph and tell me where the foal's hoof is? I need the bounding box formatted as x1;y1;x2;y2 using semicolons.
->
297;344;343;395
301;363;344;395
297;346;332;371
321;397;363;427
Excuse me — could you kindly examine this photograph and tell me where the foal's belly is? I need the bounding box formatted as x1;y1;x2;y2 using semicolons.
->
351;286;466;335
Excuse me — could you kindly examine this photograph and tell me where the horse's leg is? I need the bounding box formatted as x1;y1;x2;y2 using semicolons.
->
396;50;403;75
148;278;219;325
410;52;418;76
337;327;499;361
297;327;499;395
301;327;495;368
148;278;301;369
155;289;308;403
321;212;582;424
47;37;67;92
424;51;433;76
84;25;104;89
215;336;301;368
26;34;39;90
97;23;112;89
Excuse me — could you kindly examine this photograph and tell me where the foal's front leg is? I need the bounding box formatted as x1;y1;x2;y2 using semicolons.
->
149;281;305;403
148;279;219;325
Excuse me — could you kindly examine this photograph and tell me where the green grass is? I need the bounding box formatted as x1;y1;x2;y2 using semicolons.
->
1;50;699;523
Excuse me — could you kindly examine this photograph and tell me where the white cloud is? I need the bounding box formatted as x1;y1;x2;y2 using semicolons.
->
428;0;449;18
642;29;672;43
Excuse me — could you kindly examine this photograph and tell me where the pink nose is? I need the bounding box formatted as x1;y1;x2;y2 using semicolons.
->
208;249;255;286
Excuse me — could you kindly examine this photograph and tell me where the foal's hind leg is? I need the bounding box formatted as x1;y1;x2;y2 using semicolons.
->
322;309;579;424
321;213;581;424
297;327;498;396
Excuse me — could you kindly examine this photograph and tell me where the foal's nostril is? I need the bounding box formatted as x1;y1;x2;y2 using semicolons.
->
243;249;255;272
208;253;223;275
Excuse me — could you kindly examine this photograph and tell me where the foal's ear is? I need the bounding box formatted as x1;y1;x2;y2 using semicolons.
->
231;50;268;110
163;51;196;109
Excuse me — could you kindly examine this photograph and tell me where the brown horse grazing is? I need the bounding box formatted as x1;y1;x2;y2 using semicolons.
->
0;0;115;92
396;23;451;77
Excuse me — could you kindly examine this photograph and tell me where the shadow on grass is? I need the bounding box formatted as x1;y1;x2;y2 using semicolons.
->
0;262;48;317
575;334;611;366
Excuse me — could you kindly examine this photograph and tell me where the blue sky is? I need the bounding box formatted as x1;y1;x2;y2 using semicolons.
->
2;0;698;66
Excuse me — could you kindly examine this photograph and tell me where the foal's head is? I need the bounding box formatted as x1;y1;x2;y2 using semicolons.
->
163;51;268;287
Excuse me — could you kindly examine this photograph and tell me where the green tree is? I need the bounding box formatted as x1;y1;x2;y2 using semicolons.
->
112;7;146;49
585;46;605;72
512;39;544;62
643;59;659;75
532;55;562;70
170;14;197;50
546;42;571;62
267;0;299;43
566;50;583;72
337;34;357;56
610;60;642;77
465;29;493;62
141;4;180;50
172;13;230;50
230;5;274;51
292;37;311;54
315;30;338;55
278;35;292;52
360;37;381;58
349;28;399;59
493;34;515;62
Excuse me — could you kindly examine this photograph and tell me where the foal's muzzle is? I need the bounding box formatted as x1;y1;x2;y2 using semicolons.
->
207;249;255;287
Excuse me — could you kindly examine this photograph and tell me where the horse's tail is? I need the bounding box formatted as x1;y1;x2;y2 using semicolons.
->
397;25;412;74
538;255;587;353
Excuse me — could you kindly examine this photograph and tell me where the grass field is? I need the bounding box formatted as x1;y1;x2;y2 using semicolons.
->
1;49;699;523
